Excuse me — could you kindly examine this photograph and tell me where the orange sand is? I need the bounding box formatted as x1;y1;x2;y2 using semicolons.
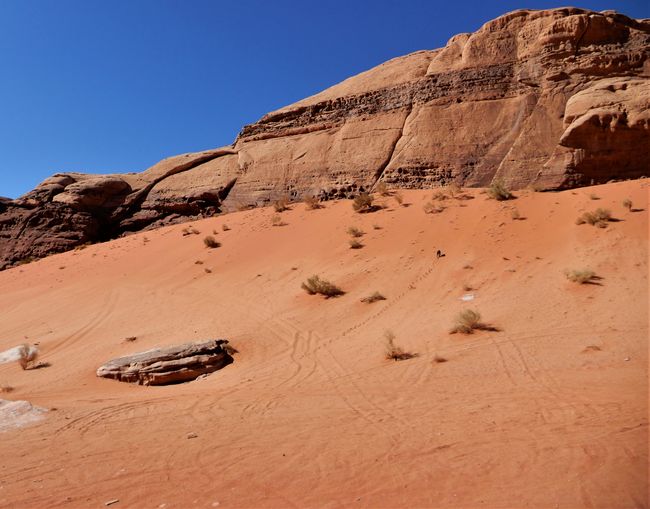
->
0;181;647;508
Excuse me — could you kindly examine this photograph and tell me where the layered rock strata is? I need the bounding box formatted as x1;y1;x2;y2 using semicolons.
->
96;340;234;386
1;7;648;268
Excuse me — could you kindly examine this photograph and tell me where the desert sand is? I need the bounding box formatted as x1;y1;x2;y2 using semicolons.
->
0;181;647;508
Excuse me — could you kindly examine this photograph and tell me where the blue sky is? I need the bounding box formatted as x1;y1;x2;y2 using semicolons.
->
1;0;647;198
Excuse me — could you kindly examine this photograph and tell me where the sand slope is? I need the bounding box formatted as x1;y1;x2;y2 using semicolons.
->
0;181;647;508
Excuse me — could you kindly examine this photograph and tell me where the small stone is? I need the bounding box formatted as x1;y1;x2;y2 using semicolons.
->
187;432;198;439
624;357;630;361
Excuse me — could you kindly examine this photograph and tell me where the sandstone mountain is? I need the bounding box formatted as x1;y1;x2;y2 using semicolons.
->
1;7;648;268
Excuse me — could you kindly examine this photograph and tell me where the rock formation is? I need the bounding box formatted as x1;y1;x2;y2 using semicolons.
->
96;340;234;386
1;7;648;268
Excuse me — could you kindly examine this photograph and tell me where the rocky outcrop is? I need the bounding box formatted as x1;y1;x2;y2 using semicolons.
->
1;7;648;268
0;399;47;432
96;340;234;386
0;148;238;268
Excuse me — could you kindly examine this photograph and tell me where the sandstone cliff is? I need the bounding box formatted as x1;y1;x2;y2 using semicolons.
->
1;7;648;268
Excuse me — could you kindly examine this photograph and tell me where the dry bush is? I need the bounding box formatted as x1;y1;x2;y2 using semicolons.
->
589;193;600;200
0;383;14;393
487;179;513;201
352;193;375;213
222;224;231;231
372;224;382;230
450;309;483;334
304;195;323;210
301;275;344;297
565;269;597;284
271;214;285;227
622;198;633;211
182;227;200;236
273;197;290;213
360;291;386;303
349;239;364;249
423;202;445;214
384;331;415;361
431;190;449;201
433;354;448;363
347;226;365;238
447;183;461;197
511;208;522;220
375;181;390;196
393;192;404;206
576;208;612;227
203;235;221;248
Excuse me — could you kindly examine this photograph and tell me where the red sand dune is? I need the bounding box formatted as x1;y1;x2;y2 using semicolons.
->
0;181;647;508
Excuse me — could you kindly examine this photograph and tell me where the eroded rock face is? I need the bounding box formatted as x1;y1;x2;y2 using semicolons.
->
1;7;648;267
96;340;234;386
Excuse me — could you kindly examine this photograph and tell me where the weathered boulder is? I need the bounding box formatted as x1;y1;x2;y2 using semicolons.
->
96;340;234;386
0;399;47;432
1;7;648;267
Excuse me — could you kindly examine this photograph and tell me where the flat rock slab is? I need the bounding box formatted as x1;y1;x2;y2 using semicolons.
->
0;399;47;433
96;339;234;386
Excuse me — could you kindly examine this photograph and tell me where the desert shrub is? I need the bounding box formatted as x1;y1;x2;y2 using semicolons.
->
222;224;231;231
431;190;449;201
375;181;390;196
352;193;374;213
393;192;404;206
450;309;483;334
301;275;344;297
487;179;513;201
511;208;521;220
182;227;200;236
372;224;382;230
304;195;323;210
447;183;461;197
576;208;612;227
349;239;364;249
347;226;365;238
203;235;220;248
271;214;285;227
0;383;13;393
589;193;600;200
360;291;386;303
384;330;415;361
423;202;445;214
565;269;596;284
433;354;448;363
622;198;633;211
273;197;290;212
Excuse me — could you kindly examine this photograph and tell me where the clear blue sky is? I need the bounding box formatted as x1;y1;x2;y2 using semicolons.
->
1;0;647;198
